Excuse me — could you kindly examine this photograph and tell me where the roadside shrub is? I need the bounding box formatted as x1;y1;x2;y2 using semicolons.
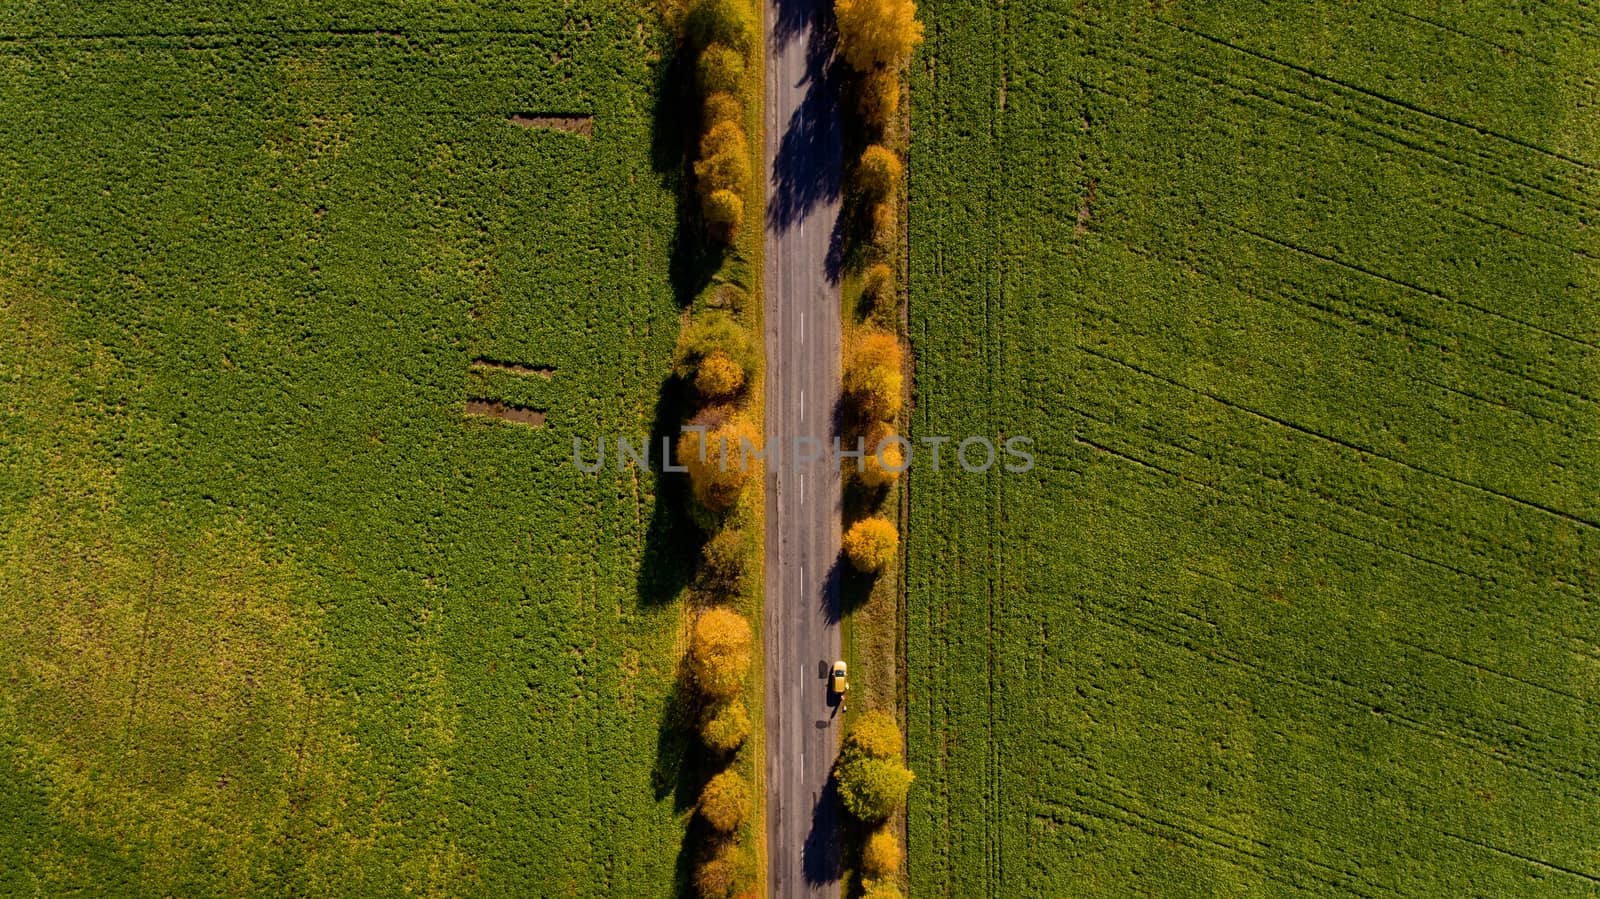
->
862;262;894;314
695;842;757;898
700;769;753;832
695;146;752;202
857;144;903;199
704;190;746;243
834;0;924;72
847;710;903;759
851;330;901;371
863;827;902;877
690;607;753;699
708;282;748;313
687;0;755;53
700;527;748;594
698;44;746;95
697;348;747;398
859;68;900;133
675;312;757;385
700;120;747;160
843;517;898;573
844;332;903;421
836;711;914;820
701;698;752;753
858;440;904;488
870;201;896;250
679;412;761;511
703;91;743;128
861;882;904;899
837;755;913;822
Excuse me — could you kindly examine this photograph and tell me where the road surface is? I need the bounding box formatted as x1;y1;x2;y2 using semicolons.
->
763;0;843;895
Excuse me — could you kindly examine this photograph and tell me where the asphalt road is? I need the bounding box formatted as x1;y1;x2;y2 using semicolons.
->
762;0;844;895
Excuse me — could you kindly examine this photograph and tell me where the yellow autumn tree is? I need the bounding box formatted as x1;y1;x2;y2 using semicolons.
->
862;826;902;877
857;423;905;488
843;517;899;573
862;262;895;318
870;200;896;249
704;189;745;242
701;698;751;753
695;841;756;898
857;144;902;199
700;769;753;832
700;120;747;160
859;67;900;133
697;44;745;94
696;349;746;398
695;146;751;202
690;607;753;699
703;91;743;128
844;331;903;421
834;0;924;72
679;411;760;510
687;0;755;52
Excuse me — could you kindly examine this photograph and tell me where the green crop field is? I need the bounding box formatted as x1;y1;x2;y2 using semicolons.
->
0;2;696;895
908;2;1600;895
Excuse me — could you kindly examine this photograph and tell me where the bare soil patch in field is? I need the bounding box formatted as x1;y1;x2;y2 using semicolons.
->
508;113;594;136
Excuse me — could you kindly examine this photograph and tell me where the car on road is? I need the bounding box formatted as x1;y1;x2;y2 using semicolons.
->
830;660;849;695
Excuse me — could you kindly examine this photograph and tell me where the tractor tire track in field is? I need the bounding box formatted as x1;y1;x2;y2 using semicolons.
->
1071;25;1600;231
1076;344;1600;532
1071;394;1593;606
1076;419;1600;665
1077;232;1600;423
1163;21;1600;175
1059;783;1393;897
1224;221;1600;355
1086;602;1600;789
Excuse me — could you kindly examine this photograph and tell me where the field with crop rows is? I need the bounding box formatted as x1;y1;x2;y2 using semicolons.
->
907;2;1600;895
0;2;695;894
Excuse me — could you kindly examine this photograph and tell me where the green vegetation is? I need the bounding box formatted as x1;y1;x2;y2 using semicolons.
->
698;769;753;833
835;710;914;825
0;1;693;895
700;698;752;754
908;2;1600;895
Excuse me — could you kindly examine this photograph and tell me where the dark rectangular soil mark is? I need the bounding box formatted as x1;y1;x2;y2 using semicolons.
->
464;399;547;427
471;357;555;378
508;113;593;136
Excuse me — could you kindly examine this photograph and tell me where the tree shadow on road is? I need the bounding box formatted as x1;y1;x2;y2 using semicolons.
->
802;772;845;886
772;0;827;49
767;0;844;261
819;555;844;625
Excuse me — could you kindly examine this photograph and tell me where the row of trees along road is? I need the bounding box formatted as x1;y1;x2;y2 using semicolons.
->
832;0;922;896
